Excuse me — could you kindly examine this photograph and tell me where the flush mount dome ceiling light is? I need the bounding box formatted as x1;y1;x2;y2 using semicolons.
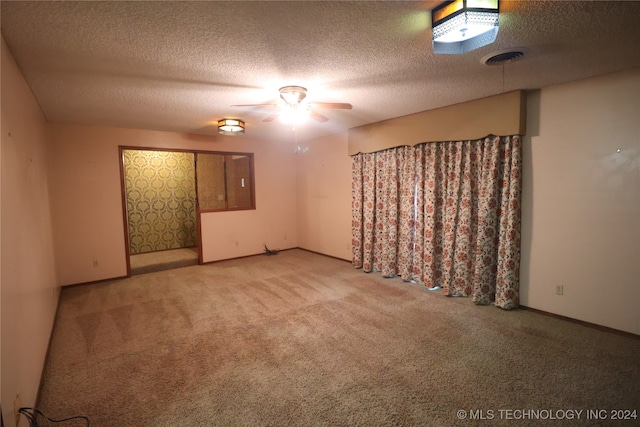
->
432;0;500;54
217;118;245;135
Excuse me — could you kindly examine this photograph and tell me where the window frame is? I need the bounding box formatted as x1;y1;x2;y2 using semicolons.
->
196;151;256;213
119;146;256;214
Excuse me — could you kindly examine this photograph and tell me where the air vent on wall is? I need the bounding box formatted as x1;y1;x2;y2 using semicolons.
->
482;50;525;66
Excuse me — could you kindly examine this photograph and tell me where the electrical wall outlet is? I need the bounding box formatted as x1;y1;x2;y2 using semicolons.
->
555;284;564;296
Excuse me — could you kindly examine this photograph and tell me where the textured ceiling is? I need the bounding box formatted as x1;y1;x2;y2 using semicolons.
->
2;1;640;142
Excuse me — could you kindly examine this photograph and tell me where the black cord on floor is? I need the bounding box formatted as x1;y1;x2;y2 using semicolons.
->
264;244;280;256
19;408;89;427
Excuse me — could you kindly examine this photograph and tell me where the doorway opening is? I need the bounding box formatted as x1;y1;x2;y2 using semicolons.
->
120;148;200;275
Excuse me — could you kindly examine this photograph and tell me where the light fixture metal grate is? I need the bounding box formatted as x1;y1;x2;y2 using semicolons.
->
482;50;525;66
432;11;499;40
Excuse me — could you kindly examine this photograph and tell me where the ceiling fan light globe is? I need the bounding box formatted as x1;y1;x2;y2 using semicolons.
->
279;86;307;104
279;104;309;125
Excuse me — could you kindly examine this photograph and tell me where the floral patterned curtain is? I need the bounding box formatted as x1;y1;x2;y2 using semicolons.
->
351;135;522;309
352;146;413;276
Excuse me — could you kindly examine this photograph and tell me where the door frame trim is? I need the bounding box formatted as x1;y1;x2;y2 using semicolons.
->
118;146;255;275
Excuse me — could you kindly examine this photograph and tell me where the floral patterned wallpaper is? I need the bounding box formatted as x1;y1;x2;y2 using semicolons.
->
196;153;226;210
123;150;197;254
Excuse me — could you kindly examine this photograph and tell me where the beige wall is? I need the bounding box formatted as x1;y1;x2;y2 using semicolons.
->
2;36;638;427
521;69;640;335
1;38;60;426
298;70;640;335
200;136;297;262
296;132;352;260
48;124;297;284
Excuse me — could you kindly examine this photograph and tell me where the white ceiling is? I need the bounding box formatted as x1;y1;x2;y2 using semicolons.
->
2;1;640;142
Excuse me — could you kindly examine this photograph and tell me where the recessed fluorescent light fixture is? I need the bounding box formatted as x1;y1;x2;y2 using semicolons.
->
432;0;499;54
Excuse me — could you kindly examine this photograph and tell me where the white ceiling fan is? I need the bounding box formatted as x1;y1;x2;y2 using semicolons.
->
232;86;352;124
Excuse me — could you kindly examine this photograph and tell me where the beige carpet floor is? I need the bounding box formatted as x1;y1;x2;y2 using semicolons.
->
38;250;640;426
129;247;199;276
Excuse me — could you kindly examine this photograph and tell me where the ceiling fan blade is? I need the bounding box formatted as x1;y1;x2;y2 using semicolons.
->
231;103;278;108
309;102;353;110
309;110;329;122
263;113;279;122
